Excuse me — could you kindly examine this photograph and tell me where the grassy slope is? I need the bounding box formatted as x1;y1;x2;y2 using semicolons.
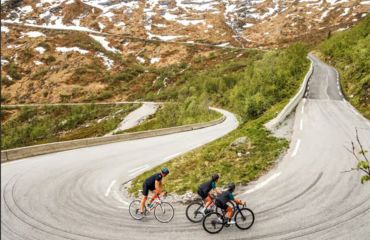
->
129;43;310;195
318;15;370;119
1;104;139;150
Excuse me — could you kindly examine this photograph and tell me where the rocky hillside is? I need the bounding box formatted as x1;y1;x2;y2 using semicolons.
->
1;0;369;104
2;0;369;47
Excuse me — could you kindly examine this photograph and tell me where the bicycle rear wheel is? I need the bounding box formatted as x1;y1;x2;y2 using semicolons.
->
186;202;204;223
129;200;144;220
235;208;255;230
154;202;174;223
202;212;224;234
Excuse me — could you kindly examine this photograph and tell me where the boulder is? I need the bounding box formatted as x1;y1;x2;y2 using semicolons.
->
230;136;249;148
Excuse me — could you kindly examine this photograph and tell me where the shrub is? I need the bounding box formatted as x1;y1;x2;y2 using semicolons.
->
8;62;22;80
31;68;49;80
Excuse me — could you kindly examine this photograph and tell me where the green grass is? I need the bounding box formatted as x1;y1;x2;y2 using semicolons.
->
120;99;221;133
319;15;370;119
1;104;140;150
129;43;310;195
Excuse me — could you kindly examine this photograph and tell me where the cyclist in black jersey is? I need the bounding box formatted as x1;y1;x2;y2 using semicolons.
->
197;174;221;214
215;183;245;225
139;167;169;214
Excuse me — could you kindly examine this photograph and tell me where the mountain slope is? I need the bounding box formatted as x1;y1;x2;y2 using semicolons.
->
1;0;369;104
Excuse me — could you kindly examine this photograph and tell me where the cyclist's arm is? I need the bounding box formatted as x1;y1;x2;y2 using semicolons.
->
234;199;246;205
154;180;162;194
214;188;221;195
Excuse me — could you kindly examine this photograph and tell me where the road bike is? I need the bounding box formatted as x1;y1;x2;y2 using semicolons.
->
129;191;174;223
185;194;220;223
202;201;254;234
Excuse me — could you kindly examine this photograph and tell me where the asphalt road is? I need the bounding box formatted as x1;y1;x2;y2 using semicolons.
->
105;102;159;135
2;55;370;240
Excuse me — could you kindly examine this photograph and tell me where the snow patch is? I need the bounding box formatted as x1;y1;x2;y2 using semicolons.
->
176;19;205;26
147;32;183;41
89;35;120;53
150;57;161;64
1;26;9;33
96;52;114;70
137;56;145;63
35;47;46;54
1;58;9;65
34;60;44;65
56;47;89;54
19;6;33;15
21;31;46;38
340;8;350;17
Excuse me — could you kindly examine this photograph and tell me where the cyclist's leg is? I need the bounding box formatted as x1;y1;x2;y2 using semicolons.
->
147;189;158;205
226;205;235;224
204;194;213;209
215;200;227;223
140;183;149;213
226;206;233;220
197;190;208;213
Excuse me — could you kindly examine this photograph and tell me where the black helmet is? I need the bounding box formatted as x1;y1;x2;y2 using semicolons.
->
161;167;169;175
228;183;235;192
212;174;220;181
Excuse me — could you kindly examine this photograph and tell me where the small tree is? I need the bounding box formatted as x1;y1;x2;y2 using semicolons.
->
345;129;370;184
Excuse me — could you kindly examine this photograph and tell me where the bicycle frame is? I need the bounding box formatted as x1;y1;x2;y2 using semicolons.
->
220;201;242;219
145;194;163;213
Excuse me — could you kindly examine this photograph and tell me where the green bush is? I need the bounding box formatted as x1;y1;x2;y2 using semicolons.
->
319;15;370;119
123;98;220;133
31;68;49;80
7;62;22;80
1;76;13;86
44;55;56;64
1;104;140;149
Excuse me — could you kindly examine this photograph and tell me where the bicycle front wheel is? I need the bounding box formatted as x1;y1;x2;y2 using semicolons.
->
235;208;255;230
202;212;224;234
154;202;174;223
129;200;144;220
186;202;204;223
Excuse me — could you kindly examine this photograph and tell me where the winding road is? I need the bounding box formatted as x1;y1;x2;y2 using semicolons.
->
1;55;370;239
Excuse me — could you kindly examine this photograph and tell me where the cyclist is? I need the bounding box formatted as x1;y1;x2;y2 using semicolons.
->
139;167;169;215
215;183;245;225
197;174;221;214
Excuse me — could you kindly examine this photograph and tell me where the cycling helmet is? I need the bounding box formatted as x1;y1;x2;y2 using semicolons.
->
161;167;169;175
212;174;220;181
228;183;236;192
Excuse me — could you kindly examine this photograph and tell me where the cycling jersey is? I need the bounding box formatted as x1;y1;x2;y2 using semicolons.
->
142;173;162;196
216;190;234;205
145;173;163;189
198;180;216;196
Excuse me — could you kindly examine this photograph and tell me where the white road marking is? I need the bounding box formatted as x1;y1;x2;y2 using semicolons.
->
105;180;117;197
129;165;150;177
242;172;281;195
129;164;150;173
164;152;182;161
300;119;303;131
291;139;301;157
112;189;130;207
301;105;305;114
